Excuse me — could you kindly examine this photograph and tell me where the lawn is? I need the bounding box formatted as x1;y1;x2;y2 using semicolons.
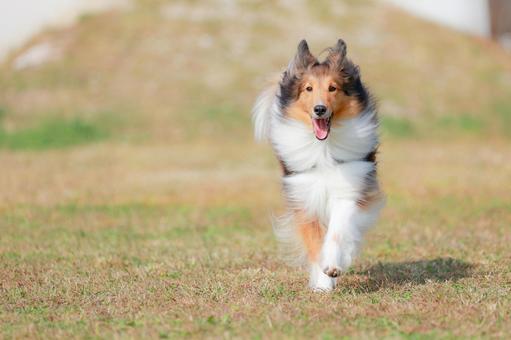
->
1;0;511;338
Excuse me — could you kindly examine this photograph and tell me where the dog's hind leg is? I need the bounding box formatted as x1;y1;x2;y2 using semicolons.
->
296;213;335;291
297;215;324;263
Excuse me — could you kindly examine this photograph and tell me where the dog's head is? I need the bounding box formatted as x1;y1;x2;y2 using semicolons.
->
279;39;367;140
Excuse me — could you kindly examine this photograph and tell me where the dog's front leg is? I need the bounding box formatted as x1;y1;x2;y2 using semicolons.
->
320;200;361;279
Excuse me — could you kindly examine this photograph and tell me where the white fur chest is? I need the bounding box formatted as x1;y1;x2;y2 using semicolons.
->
282;161;374;224
270;111;379;224
269;110;378;174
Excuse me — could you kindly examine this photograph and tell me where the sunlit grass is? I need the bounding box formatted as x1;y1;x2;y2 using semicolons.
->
1;182;510;337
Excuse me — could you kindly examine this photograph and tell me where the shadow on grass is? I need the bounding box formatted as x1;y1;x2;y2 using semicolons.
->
346;257;475;293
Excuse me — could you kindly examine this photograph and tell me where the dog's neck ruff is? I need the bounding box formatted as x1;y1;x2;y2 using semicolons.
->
280;150;377;177
269;108;379;175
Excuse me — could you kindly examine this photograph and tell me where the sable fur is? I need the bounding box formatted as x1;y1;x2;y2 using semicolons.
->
252;39;384;291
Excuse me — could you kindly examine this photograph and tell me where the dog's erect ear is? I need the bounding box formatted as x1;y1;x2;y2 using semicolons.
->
286;40;317;77
326;39;362;96
326;39;347;68
334;39;347;57
326;38;360;79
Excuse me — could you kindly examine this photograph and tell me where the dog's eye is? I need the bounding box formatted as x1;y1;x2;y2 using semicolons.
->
328;85;337;92
305;86;313;92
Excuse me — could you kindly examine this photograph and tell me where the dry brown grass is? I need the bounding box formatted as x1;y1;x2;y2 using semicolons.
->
1;139;510;338
1;0;511;338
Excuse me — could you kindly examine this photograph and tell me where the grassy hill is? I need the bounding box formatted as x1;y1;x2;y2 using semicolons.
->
1;0;510;338
1;0;511;145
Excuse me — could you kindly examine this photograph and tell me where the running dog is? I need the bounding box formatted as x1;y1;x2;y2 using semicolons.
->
252;39;384;291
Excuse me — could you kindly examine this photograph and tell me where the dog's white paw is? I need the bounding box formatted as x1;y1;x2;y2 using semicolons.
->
320;240;352;278
309;263;335;292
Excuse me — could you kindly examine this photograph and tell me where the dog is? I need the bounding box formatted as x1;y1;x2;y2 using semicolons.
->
252;39;384;291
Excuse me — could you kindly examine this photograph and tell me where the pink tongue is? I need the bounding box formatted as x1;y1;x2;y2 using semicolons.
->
312;118;329;140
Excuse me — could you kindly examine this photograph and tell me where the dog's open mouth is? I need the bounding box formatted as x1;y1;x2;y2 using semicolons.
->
312;117;331;140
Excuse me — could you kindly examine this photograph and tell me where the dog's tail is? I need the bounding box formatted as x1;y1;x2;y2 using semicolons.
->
251;77;280;142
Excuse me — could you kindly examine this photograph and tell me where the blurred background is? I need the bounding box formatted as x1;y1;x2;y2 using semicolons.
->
1;1;511;337
1;0;510;205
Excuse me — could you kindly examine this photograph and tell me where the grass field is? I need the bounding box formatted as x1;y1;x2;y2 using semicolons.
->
1;0;511;338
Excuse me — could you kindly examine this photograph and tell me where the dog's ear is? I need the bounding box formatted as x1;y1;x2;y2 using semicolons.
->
285;40;317;78
326;39;347;68
327;39;362;96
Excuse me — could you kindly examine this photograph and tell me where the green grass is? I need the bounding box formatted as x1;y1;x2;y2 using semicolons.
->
434;115;486;134
494;100;511;137
381;114;498;139
381;116;415;138
0;117;108;150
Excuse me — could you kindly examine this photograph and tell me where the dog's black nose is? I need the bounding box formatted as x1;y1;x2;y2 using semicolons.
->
314;105;327;116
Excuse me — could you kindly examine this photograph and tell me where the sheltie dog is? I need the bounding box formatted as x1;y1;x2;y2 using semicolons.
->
252;39;384;291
